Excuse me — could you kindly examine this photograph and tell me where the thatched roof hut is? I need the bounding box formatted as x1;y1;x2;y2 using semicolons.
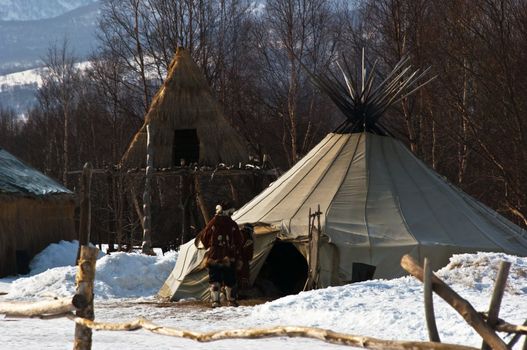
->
121;47;248;168
0;148;75;277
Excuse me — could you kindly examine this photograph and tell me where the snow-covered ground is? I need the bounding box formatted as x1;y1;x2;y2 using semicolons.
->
0;241;526;349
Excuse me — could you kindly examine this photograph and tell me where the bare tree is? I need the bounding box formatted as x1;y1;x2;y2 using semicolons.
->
251;0;339;166
39;38;79;187
0;106;21;151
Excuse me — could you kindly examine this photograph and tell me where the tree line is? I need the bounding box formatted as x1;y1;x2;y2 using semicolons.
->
1;0;526;228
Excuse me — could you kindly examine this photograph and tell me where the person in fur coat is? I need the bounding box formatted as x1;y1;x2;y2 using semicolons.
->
196;202;244;307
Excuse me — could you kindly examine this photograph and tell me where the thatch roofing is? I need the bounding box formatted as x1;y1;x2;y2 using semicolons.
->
121;47;248;168
0;148;72;197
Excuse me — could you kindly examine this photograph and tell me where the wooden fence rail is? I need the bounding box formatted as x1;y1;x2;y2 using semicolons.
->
65;314;480;350
0;295;86;318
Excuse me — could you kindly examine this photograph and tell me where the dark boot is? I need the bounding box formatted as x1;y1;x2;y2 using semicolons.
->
225;286;238;307
210;283;221;308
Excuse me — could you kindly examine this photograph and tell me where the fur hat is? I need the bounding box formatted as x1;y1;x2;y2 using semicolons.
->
215;205;223;215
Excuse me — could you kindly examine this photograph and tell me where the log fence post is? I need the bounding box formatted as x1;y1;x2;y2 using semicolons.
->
304;205;322;291
424;257;440;342
401;255;508;350
73;246;99;350
481;261;511;350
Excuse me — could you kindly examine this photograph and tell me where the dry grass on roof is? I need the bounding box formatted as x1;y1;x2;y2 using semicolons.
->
121;48;248;169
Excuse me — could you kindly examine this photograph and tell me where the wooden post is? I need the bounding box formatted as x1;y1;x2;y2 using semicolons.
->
194;174;210;224
401;255;508;350
228;178;239;208
481;261;511;350
73;245;98;350
304;205;322;291
179;174;191;245
116;172;124;251
142;124;155;255
127;181;136;249
76;162;93;264
314;204;322;286
107;171;115;252
423;258;440;342
130;184;145;230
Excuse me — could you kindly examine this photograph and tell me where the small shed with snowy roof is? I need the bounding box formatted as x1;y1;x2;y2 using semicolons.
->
0;148;76;277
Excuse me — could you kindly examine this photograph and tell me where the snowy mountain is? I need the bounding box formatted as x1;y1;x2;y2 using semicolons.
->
0;0;101;113
0;68;42;115
0;0;98;21
0;63;91;115
0;0;101;75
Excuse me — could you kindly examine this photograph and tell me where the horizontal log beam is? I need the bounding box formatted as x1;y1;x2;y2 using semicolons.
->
0;295;87;318
66;315;478;350
68;167;275;177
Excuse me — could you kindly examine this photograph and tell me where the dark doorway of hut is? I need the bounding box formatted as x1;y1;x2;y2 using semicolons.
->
251;240;308;299
173;129;199;166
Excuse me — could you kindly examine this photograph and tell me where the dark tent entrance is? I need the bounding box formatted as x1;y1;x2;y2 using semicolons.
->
252;240;308;297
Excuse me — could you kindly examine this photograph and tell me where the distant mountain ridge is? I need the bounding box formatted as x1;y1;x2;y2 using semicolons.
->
0;1;101;114
0;1;101;75
0;63;91;116
0;0;98;21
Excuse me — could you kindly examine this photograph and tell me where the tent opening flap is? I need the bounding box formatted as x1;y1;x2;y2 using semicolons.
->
253;241;308;297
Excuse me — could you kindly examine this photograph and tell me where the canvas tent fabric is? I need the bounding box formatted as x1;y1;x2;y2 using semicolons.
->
121;47;248;168
233;132;527;280
158;132;527;300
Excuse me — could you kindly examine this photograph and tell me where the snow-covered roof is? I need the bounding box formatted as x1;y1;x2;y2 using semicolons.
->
0;148;72;196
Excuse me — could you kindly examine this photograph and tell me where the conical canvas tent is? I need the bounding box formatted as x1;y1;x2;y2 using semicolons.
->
158;52;527;301
121;47;248;168
232;132;527;281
